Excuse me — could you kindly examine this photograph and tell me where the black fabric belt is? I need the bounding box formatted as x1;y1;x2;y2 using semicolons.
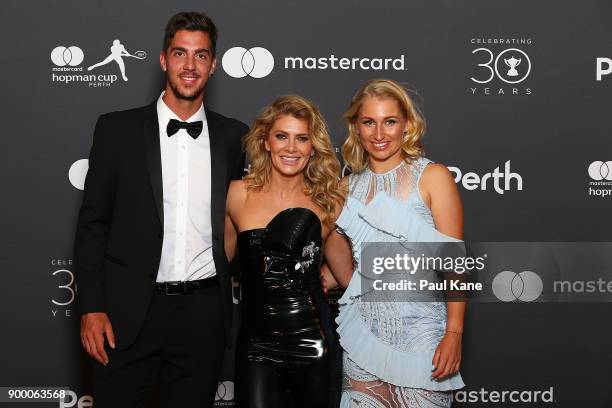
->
154;276;218;295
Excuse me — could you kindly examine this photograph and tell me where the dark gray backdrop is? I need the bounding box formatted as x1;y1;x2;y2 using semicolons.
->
1;0;611;406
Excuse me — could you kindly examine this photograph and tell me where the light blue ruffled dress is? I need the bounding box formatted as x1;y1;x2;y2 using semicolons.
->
336;157;465;408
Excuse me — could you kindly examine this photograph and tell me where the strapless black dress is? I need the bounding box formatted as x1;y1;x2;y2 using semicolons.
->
235;207;340;408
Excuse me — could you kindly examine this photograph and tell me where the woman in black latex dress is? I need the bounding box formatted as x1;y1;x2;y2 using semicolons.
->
224;95;352;408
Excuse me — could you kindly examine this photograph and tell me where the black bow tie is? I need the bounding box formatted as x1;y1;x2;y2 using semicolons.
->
166;119;203;139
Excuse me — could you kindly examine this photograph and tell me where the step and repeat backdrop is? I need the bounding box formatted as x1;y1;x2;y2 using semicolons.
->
2;0;612;406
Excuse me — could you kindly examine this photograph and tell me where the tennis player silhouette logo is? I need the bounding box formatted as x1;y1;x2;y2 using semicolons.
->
87;39;146;81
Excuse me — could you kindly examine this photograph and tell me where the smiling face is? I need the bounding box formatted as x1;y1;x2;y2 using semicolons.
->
159;29;216;101
356;96;410;172
264;115;313;178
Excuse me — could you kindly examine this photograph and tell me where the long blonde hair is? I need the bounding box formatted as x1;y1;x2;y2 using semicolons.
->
342;79;426;172
243;95;345;227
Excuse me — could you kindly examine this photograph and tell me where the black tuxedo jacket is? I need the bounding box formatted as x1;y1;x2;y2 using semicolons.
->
74;101;247;348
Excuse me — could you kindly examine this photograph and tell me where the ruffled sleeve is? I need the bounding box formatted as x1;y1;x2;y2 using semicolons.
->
358;192;460;244
336;299;465;390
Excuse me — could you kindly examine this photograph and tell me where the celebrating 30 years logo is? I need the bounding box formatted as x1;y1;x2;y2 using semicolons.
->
469;38;533;96
50;259;76;318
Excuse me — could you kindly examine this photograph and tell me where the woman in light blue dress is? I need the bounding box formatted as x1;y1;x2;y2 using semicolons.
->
324;79;466;407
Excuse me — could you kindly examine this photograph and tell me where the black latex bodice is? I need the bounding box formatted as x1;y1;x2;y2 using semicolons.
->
235;208;341;408
237;207;326;336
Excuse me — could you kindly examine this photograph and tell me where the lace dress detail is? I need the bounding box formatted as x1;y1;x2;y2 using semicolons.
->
342;354;453;408
335;158;464;408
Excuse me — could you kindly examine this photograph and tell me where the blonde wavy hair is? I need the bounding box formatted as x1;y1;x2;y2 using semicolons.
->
243;95;345;227
342;79;426;172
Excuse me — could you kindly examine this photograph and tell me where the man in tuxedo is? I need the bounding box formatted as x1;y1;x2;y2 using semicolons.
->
74;11;247;407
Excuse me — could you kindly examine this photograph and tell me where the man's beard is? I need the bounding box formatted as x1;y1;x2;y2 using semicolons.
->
168;77;205;101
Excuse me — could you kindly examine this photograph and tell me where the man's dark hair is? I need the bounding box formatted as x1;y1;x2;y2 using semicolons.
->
163;11;218;56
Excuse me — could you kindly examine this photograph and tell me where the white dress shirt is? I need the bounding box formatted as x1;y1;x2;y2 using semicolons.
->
156;92;215;282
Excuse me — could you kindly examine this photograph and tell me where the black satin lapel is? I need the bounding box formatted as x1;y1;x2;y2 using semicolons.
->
207;112;227;242
144;108;163;228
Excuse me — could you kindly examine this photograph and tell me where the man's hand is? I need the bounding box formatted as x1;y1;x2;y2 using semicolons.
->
80;312;115;365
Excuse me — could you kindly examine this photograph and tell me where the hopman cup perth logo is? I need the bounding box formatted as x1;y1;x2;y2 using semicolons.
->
587;161;612;198
469;37;532;96
51;39;146;87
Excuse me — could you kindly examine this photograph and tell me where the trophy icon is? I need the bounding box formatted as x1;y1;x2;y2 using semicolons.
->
504;56;522;77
